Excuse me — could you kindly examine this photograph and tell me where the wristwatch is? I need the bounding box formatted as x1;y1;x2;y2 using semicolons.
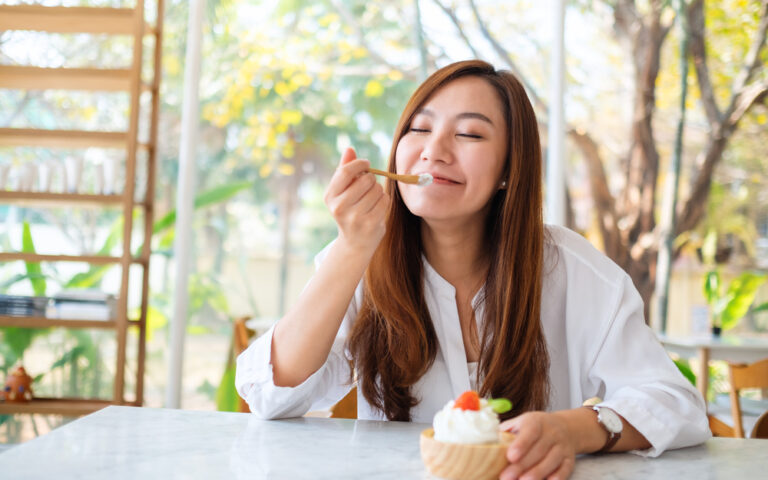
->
586;405;622;453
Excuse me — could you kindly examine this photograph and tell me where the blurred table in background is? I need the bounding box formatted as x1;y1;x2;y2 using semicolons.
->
658;333;768;406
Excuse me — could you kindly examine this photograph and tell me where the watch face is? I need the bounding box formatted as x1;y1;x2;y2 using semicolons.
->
597;408;623;434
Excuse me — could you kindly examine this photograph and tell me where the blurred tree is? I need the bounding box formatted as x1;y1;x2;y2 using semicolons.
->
201;1;420;314
431;0;768;320
197;0;768;320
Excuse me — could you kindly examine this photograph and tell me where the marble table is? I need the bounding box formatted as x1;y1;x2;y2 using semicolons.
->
1;406;767;479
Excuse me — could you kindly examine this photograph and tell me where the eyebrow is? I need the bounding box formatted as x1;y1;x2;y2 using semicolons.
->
415;108;495;126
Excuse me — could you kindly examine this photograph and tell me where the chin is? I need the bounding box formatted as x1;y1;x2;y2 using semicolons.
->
406;206;464;223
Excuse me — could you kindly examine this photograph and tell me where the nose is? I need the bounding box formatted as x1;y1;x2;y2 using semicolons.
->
420;128;453;164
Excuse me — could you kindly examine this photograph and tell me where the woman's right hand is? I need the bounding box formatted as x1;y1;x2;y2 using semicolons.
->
324;147;389;255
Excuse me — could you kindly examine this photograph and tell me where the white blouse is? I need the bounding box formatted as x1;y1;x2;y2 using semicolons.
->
235;225;710;456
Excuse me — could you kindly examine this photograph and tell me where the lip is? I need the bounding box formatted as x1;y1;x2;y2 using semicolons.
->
415;171;462;185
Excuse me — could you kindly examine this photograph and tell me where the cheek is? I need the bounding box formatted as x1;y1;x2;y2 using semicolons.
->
394;137;420;173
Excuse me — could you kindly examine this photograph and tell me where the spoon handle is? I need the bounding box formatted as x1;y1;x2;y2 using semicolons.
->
366;168;421;184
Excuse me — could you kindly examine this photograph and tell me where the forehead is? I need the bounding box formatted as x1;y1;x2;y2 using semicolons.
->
417;76;504;123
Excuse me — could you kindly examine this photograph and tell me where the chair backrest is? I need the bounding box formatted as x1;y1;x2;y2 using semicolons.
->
233;317;255;413
330;386;357;419
728;357;768;438
231;317;358;418
752;410;768;439
708;414;736;438
234;316;253;355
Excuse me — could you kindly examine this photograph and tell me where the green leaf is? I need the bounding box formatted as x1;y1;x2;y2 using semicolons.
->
1;273;33;290
673;358;696;387
22;221;46;297
64;265;112;290
488;398;513;414
215;363;240;412
65;217;123;289
721;273;768;330
50;345;88;370
152;181;252;235
703;270;720;305
752;302;768;315
1;327;41;362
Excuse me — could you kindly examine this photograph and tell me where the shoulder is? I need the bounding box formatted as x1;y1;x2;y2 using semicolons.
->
543;224;627;290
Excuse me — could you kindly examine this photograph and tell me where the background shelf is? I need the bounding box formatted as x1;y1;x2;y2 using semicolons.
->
0;398;129;416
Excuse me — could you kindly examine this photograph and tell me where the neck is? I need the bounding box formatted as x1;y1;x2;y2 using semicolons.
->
420;216;488;290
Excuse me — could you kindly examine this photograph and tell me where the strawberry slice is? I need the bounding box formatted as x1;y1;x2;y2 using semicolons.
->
453;390;481;411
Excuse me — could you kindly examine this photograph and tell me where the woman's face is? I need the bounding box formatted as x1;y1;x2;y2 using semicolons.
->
395;76;508;225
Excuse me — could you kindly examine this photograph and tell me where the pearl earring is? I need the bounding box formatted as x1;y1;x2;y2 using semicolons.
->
500;180;507;189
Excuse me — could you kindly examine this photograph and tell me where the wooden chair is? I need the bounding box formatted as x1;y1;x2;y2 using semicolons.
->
708;414;737;438
232;316;358;418
752;410;768;439
232;316;255;413
329;386;357;419
710;357;768;438
727;358;768;438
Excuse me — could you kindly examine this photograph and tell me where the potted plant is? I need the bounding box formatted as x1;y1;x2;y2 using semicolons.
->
703;270;768;336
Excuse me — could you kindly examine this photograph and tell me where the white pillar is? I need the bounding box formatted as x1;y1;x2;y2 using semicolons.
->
546;0;566;226
166;0;205;409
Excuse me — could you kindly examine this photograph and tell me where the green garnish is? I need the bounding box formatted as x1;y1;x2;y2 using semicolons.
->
488;398;512;414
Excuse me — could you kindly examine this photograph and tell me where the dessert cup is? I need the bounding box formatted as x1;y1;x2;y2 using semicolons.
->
420;428;515;480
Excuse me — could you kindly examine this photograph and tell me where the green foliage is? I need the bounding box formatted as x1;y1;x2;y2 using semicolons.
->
215;363;240;412
0;328;39;369
0;178;247;399
49;345;88;371
673;358;696;387
64;217;123;289
22;221;46;297
753;302;768;315
1;222;50;370
703;270;768;330
152;181;252;235
676;182;759;264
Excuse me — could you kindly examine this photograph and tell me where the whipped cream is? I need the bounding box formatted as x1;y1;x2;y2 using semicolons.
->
432;399;500;444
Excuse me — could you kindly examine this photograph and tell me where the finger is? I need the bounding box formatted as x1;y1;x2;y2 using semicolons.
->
331;171;376;211
354;182;386;215
545;456;575;480
504;415;541;463
340;146;357;165
325;159;371;199
365;189;389;218
504;437;553;479
518;445;567;480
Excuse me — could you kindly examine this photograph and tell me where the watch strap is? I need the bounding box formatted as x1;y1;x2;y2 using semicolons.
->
584;406;622;453
598;429;621;453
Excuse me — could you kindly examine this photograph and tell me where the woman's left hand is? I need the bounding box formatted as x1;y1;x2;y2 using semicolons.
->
498;411;577;480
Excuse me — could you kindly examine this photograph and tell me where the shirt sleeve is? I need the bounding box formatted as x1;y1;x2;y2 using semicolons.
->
234;322;355;419
587;274;711;457
234;241;360;419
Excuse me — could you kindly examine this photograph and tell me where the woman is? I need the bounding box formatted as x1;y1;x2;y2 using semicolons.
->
236;60;709;479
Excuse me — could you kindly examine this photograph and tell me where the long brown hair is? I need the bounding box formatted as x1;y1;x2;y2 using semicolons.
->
347;60;549;421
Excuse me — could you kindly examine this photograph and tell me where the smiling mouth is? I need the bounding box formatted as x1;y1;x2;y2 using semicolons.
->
430;175;461;185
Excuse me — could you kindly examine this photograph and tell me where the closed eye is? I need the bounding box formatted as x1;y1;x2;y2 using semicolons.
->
409;127;430;133
457;133;483;139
